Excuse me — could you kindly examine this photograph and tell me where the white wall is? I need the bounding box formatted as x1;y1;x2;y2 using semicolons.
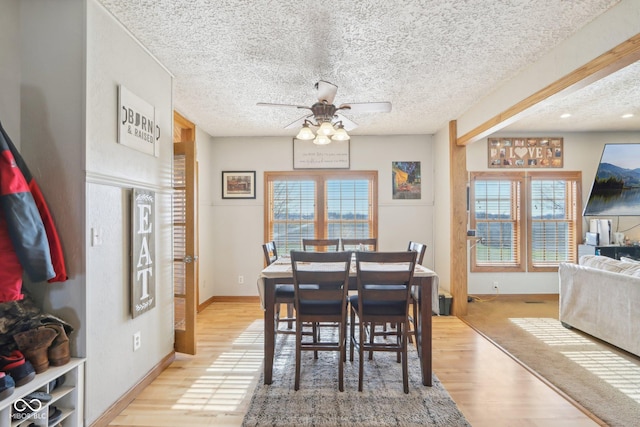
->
20;0;87;353
433;126;452;292
202;135;434;299
195;125;216;302
16;0;175;424
466;131;640;295
84;1;174;423
0;0;20;142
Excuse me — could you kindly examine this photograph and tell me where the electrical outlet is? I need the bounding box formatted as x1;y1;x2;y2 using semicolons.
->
238;275;244;284
133;331;141;351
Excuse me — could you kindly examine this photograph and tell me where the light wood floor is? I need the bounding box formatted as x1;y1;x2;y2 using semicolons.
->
109;301;603;427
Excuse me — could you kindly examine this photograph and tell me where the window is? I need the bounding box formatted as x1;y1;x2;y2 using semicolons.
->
265;171;378;254
470;171;581;272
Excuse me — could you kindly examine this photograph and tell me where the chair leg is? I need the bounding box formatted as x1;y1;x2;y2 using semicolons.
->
369;322;375;360
401;322;409;394
313;323;319;359
358;321;365;392
396;323;402;363
295;321;302;391
339;321;345;392
349;310;356;362
286;303;294;329
413;301;421;356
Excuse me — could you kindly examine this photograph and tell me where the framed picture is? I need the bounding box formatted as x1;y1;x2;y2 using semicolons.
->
488;137;563;168
222;171;256;199
293;138;350;169
392;161;421;199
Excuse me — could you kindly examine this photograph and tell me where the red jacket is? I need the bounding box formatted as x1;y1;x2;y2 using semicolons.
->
0;121;67;303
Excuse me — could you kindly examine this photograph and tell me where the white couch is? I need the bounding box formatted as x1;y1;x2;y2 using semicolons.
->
559;255;640;358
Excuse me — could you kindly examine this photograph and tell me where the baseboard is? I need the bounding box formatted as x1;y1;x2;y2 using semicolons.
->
469;293;558;301
198;295;216;312
198;295;261;311
89;351;175;427
210;295;261;303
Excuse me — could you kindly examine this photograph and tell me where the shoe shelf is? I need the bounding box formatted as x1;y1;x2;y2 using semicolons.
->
0;358;84;427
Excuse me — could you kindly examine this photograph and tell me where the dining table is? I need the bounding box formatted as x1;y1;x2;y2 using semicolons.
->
258;254;439;387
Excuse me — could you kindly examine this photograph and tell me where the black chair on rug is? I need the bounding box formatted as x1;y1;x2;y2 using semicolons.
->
302;238;340;252
290;250;351;391
375;240;426;338
340;238;378;252
408;241;428;345
262;241;295;334
408;240;426;264
349;251;417;394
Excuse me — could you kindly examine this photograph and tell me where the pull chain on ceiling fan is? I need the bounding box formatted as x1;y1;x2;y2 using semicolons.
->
257;80;392;144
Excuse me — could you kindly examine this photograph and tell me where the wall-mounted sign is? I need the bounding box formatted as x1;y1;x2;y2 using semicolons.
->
131;188;156;318
293;138;350;169
118;85;159;156
488;137;563;168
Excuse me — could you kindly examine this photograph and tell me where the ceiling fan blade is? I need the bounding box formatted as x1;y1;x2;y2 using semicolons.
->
336;113;358;131
284;114;313;130
315;80;338;104
257;102;310;110
338;102;392;114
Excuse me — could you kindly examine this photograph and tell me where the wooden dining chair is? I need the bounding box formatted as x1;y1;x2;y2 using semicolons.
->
290;250;351;391
377;240;425;336
262;241;295;334
349;251;417;393
302;238;340;252
340;238;378;252
408;241;426;265
408;241;427;344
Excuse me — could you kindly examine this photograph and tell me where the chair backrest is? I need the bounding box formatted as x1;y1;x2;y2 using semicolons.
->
355;251;417;317
290;251;352;317
340;238;378;252
407;241;427;265
302;238;340;252
262;241;278;266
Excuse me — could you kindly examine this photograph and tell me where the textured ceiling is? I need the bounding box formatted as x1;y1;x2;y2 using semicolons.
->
97;0;629;137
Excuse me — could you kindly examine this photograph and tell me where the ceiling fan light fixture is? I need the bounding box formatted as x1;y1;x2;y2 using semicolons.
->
317;121;335;136
313;134;332;145
296;122;315;140
331;125;350;141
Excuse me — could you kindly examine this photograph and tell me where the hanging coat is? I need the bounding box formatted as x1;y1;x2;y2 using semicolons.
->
0;121;67;303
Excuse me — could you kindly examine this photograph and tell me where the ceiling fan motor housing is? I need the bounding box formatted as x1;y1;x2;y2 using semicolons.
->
311;102;338;123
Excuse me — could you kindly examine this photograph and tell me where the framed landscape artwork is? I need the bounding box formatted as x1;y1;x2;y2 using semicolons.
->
583;143;640;216
222;171;256;199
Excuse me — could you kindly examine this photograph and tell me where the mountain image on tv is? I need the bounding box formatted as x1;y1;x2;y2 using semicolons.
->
584;144;640;216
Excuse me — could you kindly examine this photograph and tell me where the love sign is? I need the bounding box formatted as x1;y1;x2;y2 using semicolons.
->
488;137;563;168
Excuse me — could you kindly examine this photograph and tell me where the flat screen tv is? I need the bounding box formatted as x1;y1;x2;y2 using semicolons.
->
583;143;640;216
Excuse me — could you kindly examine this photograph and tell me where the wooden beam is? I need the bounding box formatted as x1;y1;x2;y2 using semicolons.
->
449;120;468;316
457;33;640;146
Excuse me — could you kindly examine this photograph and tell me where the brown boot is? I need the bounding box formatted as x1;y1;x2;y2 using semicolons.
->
13;327;58;374
45;324;70;367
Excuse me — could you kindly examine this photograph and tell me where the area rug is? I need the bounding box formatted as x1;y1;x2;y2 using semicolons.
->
462;296;640;427
242;331;470;427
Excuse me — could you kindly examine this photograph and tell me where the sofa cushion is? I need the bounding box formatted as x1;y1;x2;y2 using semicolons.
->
580;254;640;276
580;255;625;271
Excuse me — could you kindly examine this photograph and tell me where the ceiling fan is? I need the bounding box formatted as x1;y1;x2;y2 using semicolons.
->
257;80;392;144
